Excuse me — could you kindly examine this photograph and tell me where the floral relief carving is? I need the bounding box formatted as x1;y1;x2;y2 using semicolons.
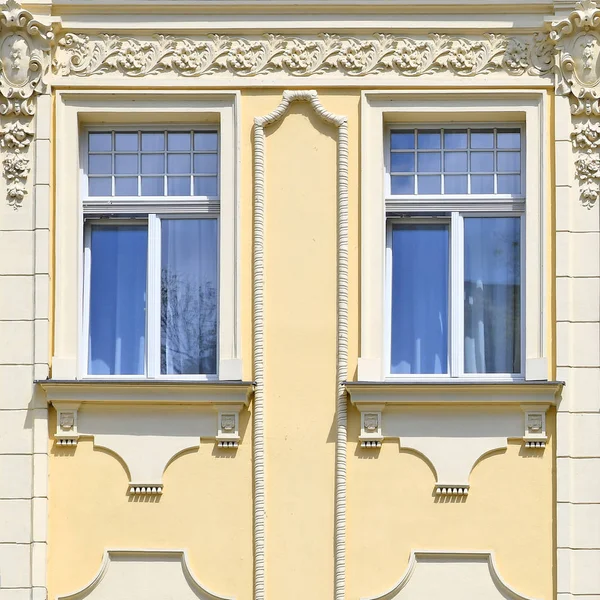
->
0;119;31;208
52;32;554;79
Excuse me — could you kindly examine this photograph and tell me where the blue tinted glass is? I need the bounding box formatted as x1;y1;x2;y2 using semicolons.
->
167;132;191;151
193;154;218;175
497;152;520;172
114;154;138;175
417;131;441;149
444;175;468;194
391;224;448;374
194;132;218;151
444;130;467;149
141;132;165;151
161;219;218;375
167;154;191;174
471;152;494;172
88;226;147;375
141;176;164;196
114;132;138;152
89;154;112;175
417;152;441;172
391;175;414;195
444;152;467;172
464;217;520;374
88;177;111;196
115;177;137;196
391;153;415;173
141;154;165;174
167;176;191;196
417;175;441;194
89;133;112;152
497;129;520;149
470;130;494;149
471;175;494;194
497;175;521;194
391;131;414;150
194;177;218;196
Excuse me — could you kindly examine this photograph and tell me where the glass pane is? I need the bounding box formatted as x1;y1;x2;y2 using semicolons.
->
391;175;414;195
471;175;494;194
444;152;467;172
88;226;147;375
391;131;414;150
497;129;521;149
444;174;468;194
168;132;191;151
193;154;218;175
194;132;218;151
141;132;165;151
417;152;441;172
497;174;521;194
89;154;112;175
417;131;441;149
88;177;112;196
114;154;138;175
471;152;494;172
167;176;191;196
89;132;112;152
194;176;218;196
161;219;218;375
470;129;494;149
464;217;521;374
444;130;467;149
141;154;165;174
141;176;164;196
417;175;441;194
390;224;449;374
391;153;415;173
115;177;138;196
497;152;520;172
167;154;191;174
114;132;138;152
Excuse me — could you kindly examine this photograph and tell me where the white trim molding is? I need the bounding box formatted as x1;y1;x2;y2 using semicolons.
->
348;382;561;494
253;90;349;600
359;89;549;383
362;551;540;600
41;381;251;495
56;549;234;600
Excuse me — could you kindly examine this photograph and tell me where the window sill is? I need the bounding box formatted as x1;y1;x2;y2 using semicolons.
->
38;378;253;406
346;380;563;406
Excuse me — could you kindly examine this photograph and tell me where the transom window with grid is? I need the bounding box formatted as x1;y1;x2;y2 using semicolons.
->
83;128;220;379
385;126;524;379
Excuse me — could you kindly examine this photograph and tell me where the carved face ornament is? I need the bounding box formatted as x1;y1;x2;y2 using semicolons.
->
363;413;379;433
1;35;31;87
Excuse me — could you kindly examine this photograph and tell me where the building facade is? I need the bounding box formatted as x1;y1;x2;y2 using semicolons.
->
0;0;598;599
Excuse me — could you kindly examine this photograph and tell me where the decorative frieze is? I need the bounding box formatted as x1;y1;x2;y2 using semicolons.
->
51;32;554;80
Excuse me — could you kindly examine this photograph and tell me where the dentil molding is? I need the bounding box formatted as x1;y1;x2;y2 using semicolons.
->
57;550;233;600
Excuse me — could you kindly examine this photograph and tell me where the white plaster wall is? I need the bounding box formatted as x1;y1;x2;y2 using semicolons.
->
0;94;51;600
555;93;600;600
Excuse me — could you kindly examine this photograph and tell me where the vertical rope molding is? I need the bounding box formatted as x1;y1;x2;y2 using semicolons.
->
253;90;348;600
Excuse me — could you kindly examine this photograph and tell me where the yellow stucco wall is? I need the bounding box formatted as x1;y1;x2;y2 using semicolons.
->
47;90;555;600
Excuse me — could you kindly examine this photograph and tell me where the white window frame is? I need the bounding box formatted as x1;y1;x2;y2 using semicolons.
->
359;90;549;383
52;91;242;382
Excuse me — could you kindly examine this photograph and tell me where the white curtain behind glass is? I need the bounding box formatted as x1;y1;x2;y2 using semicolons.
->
464;217;520;374
161;219;218;375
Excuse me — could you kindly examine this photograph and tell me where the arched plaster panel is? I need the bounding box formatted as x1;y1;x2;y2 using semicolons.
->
57;550;233;600
365;551;539;600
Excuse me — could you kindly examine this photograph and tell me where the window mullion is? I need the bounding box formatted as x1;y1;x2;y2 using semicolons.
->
146;213;161;378
450;211;464;377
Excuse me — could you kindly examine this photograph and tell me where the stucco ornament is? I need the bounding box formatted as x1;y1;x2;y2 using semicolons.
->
52;32;554;79
0;118;31;208
0;0;53;116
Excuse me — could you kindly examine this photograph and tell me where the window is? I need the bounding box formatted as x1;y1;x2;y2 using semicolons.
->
83;128;220;378
385;126;524;379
